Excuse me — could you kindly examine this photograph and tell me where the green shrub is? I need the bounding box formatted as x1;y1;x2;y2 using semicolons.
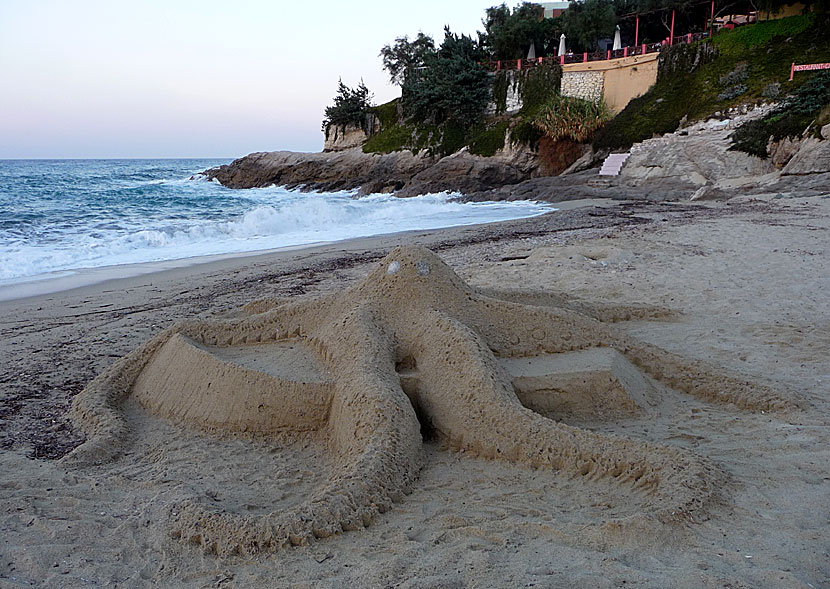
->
510;118;544;148
534;95;611;142
322;80;373;132
469;121;510;156
362;123;416;154
519;63;562;114
372;99;400;129
718;83;748;101
402;28;490;128
731;70;830;157
493;71;511;114
719;62;749;87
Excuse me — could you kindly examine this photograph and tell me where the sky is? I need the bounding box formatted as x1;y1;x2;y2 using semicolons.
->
0;0;493;159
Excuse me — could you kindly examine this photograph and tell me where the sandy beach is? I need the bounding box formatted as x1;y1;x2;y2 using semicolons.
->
1;196;828;588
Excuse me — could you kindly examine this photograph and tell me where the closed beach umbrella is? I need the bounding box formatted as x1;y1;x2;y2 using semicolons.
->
528;41;536;60
558;34;566;56
613;25;622;50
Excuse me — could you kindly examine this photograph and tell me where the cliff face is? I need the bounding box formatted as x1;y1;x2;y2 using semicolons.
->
323;114;381;152
323;124;369;152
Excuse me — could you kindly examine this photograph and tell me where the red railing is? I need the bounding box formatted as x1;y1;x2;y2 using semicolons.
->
485;31;709;71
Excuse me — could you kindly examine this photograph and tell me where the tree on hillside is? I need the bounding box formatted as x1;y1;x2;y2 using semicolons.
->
379;33;436;86
401;27;490;127
322;79;373;132
481;2;562;60
561;0;616;51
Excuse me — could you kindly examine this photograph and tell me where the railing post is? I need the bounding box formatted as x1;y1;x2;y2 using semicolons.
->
624;46;629;57
790;62;795;81
642;43;646;54
635;15;640;47
687;33;692;43
517;59;522;70
607;50;611;60
538;57;543;65
560;54;564;65
497;60;501;71
583;52;587;63
670;9;675;45
710;0;715;36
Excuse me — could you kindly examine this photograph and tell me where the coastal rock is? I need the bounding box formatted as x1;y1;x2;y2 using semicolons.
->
203;149;434;193
205;146;538;197
781;137;830;176
768;136;802;168
395;150;532;198
623;131;774;187
689;185;731;201
559;146;596;176
620;106;777;188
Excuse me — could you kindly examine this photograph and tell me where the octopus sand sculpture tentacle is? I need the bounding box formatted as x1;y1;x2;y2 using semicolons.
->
64;246;795;556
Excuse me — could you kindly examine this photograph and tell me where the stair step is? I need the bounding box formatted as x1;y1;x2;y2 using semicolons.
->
598;152;630;176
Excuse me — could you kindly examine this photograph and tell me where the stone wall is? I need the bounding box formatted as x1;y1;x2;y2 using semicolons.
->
560;71;605;104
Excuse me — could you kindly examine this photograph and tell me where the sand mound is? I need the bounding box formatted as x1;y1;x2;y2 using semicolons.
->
64;246;792;556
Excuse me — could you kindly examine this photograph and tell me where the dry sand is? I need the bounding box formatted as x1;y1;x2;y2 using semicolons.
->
1;197;828;588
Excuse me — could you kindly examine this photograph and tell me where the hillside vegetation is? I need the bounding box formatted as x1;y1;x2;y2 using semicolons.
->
363;64;562;158
593;13;830;152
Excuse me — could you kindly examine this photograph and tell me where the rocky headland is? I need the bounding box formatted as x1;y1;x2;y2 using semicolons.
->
201;140;540;198
201;107;830;204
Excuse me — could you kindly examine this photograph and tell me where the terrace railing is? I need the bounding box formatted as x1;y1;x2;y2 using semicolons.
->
485;31;709;71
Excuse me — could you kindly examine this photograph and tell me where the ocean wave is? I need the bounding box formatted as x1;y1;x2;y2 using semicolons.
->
0;160;550;282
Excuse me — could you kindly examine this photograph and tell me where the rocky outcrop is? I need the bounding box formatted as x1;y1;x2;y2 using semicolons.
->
203;149;433;193
464;104;830;204
395;150;529;197
781;137;830;176
620;107;777;188
768;136;802;168
203;145;538;197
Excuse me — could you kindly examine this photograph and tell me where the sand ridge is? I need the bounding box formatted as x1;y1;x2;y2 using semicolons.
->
62;245;796;557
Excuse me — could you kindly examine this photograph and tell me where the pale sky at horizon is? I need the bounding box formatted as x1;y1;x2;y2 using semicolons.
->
0;0;492;159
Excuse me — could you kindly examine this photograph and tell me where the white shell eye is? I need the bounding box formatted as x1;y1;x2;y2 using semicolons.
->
417;261;431;276
387;261;401;275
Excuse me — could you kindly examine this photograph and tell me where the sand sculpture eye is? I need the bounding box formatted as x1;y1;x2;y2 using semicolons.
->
387;261;401;275
417;261;431;276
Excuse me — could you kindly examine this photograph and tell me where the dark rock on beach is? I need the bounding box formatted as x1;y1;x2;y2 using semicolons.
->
201;146;538;198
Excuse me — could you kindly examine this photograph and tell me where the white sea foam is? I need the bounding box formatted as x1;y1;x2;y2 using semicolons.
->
0;188;551;283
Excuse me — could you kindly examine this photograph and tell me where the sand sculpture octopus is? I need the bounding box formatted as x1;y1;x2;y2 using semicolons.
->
65;246;792;556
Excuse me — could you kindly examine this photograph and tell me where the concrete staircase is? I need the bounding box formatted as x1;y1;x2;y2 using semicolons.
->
599;152;630;176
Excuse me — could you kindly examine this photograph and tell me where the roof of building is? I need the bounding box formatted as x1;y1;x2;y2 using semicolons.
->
539;2;570;18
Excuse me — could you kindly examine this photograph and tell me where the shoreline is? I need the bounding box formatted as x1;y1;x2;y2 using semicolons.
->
1;199;621;305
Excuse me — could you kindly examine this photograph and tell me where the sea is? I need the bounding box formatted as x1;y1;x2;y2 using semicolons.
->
0;159;551;292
